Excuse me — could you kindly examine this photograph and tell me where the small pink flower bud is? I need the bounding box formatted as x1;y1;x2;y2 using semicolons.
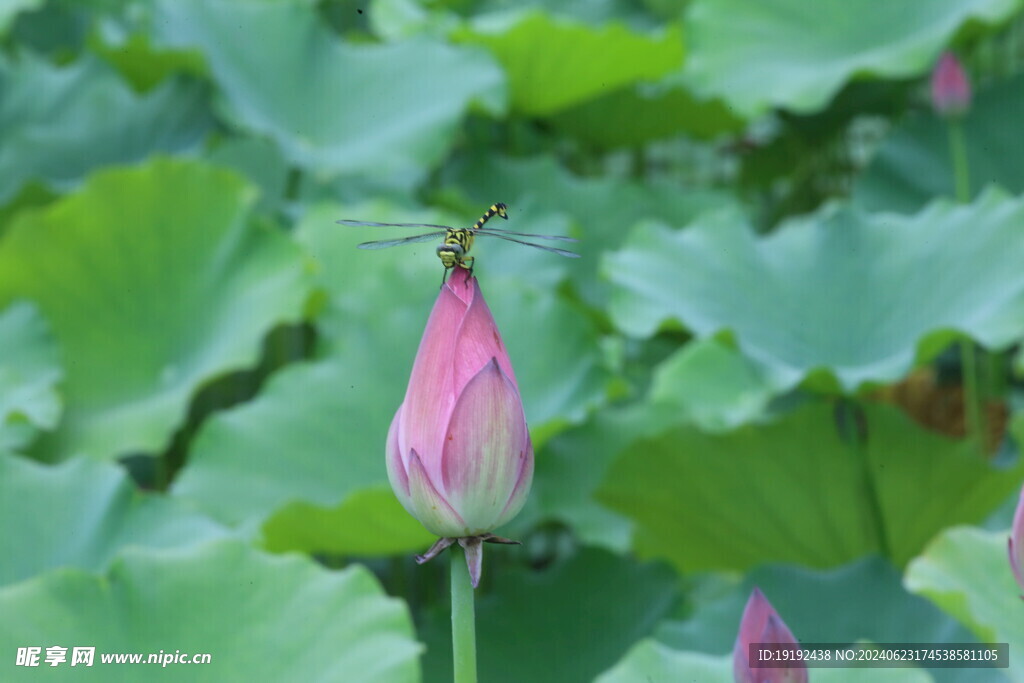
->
930;51;971;117
386;272;533;541
733;588;807;683
1009;484;1024;598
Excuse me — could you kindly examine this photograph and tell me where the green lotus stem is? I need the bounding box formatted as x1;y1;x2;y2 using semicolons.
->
845;401;891;560
947;120;970;203
451;545;477;683
961;340;984;454
947;119;985;454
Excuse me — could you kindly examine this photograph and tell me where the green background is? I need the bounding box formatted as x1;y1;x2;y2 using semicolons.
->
1;0;1023;680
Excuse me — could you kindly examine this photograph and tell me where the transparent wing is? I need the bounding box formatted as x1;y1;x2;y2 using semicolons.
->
475;227;578;242
337;219;454;230
357;231;446;250
478;233;581;257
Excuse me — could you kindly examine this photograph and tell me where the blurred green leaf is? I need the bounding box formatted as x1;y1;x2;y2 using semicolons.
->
449;154;735;256
91;28;208;92
474;0;662;27
263;487;434;555
905;527;1024;676
549;76;743;148
596;642;731;683
170;203;440;547
206;137;291;214
446;153;740;305
0;52;212;203
0;182;56;238
649;337;773;432
483;278;609;437
171;353;409;533
530;402;681;552
683;0;1021;118
0;158;311;460
854;74;1024;213
0;0;41;34
0;302;60;451
0;453;227;588
369;0;460;40
605;191;1024;392
598;403;1024;571
0;540;422;682
420;548;677;683
153;0;504;182
454;10;682;115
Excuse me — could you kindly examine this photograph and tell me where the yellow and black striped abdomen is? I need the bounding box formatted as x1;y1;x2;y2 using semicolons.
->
471;203;508;231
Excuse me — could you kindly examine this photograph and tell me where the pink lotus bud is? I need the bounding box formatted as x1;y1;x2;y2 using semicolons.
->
733;588;807;683
386;272;533;541
930;51;971;117
1009;484;1024;598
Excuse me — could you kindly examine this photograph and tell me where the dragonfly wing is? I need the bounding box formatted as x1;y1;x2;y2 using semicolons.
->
479;233;581;257
357;231;445;249
337;219;454;229
475;227;577;242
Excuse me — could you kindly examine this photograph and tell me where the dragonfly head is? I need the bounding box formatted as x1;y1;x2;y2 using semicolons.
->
437;242;464;269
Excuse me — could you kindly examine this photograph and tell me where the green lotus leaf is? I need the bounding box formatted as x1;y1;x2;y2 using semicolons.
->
0;182;56;241
169;203;441;537
854;74;1024;213
605;190;1024;392
0;52;212;203
531;401;688;553
419;548;677;682
152;0;504;181
171;353;407;536
368;0;460;41
596;643;731;683
262;487;434;555
6;0;91;58
445;153;739;306
454;10;682;115
206;137;290;214
549;67;743;147
473;0;664;26
0;0;41;34
598;402;1024;572
0;158;311;460
0;453;228;588
448;153;735;258
0;302;60;451
683;0;1020;118
90;28;209;92
479;275;609;440
0;540;421;682
649;337;773;432
905;526;1024;674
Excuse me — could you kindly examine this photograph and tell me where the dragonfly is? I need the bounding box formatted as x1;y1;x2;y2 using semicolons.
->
336;203;579;283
